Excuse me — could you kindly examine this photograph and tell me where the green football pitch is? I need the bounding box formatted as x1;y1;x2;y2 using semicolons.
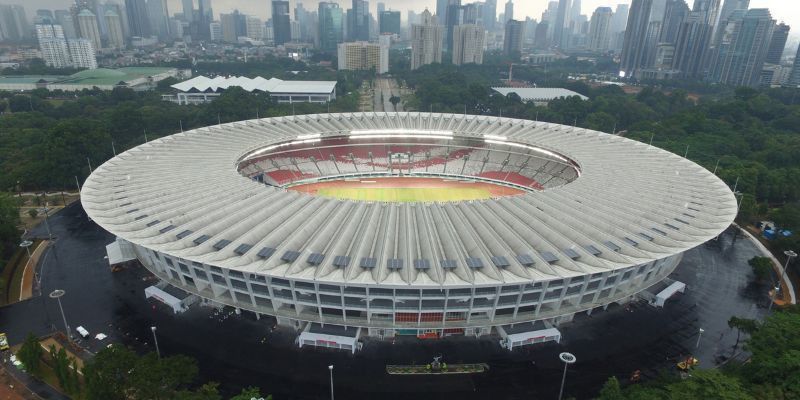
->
316;186;492;202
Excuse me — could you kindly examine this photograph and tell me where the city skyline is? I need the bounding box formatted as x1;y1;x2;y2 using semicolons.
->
10;0;796;31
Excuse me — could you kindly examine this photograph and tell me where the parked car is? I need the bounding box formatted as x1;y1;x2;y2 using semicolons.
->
0;333;9;351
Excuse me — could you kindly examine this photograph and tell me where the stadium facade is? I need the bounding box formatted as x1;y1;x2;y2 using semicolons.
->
83;112;736;352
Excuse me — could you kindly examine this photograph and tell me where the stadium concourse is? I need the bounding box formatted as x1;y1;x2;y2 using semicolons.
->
82;112;737;353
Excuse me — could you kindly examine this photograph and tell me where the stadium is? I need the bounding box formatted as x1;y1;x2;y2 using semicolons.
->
82;112;737;352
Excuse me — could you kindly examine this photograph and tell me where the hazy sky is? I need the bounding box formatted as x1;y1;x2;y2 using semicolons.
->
3;0;797;35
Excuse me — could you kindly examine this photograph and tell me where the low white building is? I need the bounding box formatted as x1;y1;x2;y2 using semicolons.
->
165;75;337;105
491;87;588;106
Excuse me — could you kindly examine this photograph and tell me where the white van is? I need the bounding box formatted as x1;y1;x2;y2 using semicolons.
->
76;326;90;339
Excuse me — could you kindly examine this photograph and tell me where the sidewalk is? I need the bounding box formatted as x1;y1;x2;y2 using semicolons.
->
735;223;797;304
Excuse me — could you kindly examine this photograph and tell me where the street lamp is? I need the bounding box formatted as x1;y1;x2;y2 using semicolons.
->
328;365;334;400
558;352;576;400
151;326;160;358
42;206;52;241
19;240;32;259
768;286;781;312
695;327;705;349
49;289;71;340
779;250;797;287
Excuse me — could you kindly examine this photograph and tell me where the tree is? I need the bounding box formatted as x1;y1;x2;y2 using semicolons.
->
0;193;20;261
389;95;401;111
17;333;42;378
83;345;138;400
27;209;37;219
741;308;800;396
597;376;625;400
230;386;271;400
727;316;759;350
747;256;773;282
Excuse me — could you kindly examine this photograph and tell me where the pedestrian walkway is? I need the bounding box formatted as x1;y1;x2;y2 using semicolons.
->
736;223;796;304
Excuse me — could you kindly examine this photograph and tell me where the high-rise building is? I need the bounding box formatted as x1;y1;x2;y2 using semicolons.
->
534;20;550;48
788;43;800;87
436;0;449;26
182;0;194;22
672;0;720;79
503;19;525;58
125;0;151;37
708;8;775;87
553;0;571;48
0;5;30;41
620;0;653;78
55;10;78;39
209;21;222;41
77;9;103;50
445;0;463;52
712;0;748;43
220;10;246;43
659;0;689;45
36;24;71;68
67;38;98;69
35;10;55;24
272;0;291;45
350;0;370;41
337;41;388;73
379;11;401;35
318;2;343;51
588;7;613;52
411;9;444;70
105;10;125;48
453;24;485;65
246;16;265;40
504;0;514;24
483;0;497;31
611;4;630;34
765;23;790;64
147;0;170;39
462;3;483;26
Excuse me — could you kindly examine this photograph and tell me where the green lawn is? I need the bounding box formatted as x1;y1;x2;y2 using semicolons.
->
317;187;491;202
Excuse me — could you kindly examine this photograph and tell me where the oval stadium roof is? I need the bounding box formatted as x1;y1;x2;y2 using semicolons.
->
82;112;737;288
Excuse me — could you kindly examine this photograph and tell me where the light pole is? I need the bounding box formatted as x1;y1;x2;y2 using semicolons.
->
49;289;71;340
768;286;781;312
695;327;704;349
328;365;334;400
42;206;52;241
20;240;32;259
779;250;797;289
151;326;160;358
558;352;576;400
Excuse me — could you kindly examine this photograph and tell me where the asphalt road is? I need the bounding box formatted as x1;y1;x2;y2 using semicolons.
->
0;204;771;399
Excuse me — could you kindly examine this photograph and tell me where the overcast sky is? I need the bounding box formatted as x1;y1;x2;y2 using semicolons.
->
4;0;797;37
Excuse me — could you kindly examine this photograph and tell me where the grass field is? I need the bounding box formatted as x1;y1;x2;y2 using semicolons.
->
317;186;492;202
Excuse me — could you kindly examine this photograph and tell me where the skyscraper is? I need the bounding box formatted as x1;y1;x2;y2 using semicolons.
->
272;0;291;45
379;11;401;35
147;0;170;39
124;0;151;37
611;3;630;34
436;0;449;26
445;0;463;52
0;5;29;41
504;0;514;24
220;10;246;43
712;0;748;44
105;10;125;48
182;0;194;22
553;0;571;48
337;41;388;73
765;23;790;64
67;38;98;69
36;24;71;67
588;7;613;52
788;43;800;87
619;0;653;78
77;9;102;50
503;19;525;59
351;0;370;41
411;9;444;70
708;8;775;87
318;2;343;51
483;0;497;31
658;0;689;45
452;24;485;65
672;0;720;79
